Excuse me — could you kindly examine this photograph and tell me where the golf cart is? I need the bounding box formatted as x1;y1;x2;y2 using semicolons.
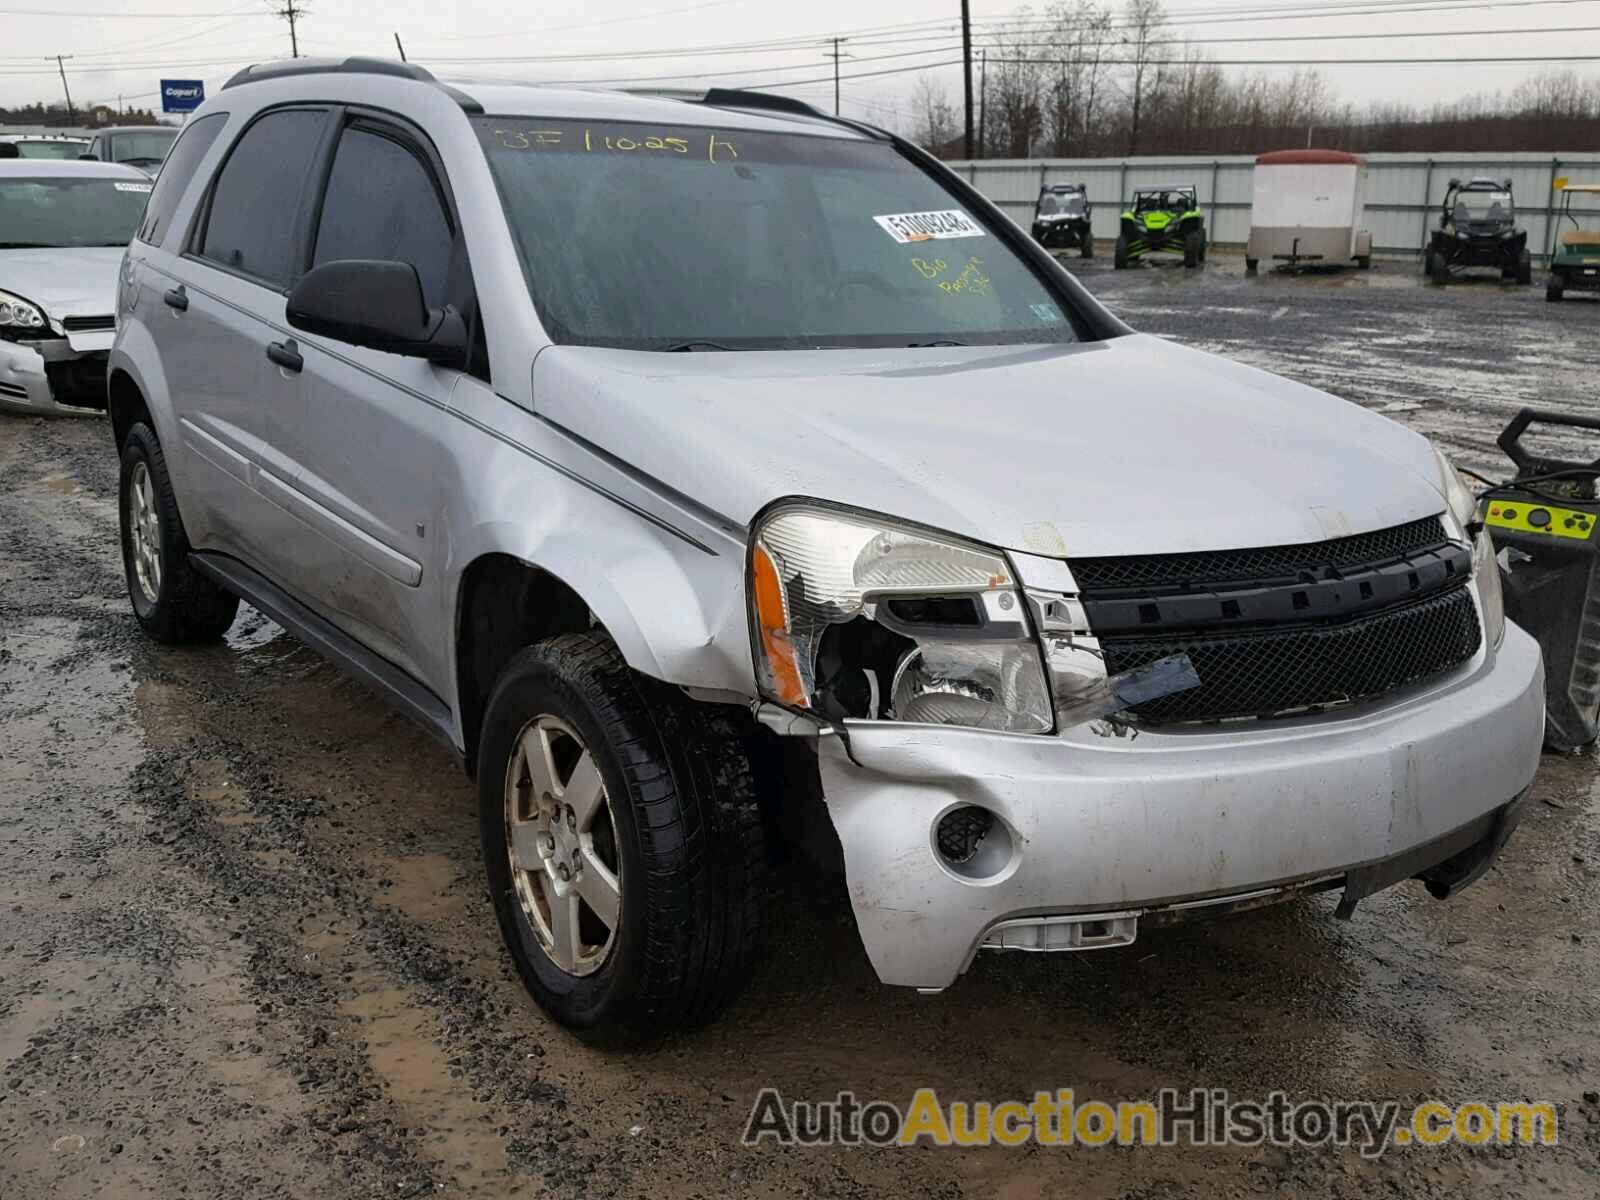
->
1115;185;1206;269
1030;182;1094;257
1424;176;1532;285
1546;182;1600;302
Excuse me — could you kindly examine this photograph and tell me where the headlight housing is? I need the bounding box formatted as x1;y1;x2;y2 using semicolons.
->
1431;442;1505;648
0;289;48;338
749;503;1052;733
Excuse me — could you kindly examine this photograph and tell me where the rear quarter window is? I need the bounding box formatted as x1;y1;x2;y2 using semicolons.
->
136;112;227;247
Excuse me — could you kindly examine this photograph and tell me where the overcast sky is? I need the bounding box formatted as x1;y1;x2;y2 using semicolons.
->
3;0;1598;127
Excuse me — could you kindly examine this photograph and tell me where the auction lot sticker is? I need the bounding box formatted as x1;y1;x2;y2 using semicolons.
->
874;210;986;243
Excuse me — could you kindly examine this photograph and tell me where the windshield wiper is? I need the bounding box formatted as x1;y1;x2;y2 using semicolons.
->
664;340;734;352
907;339;967;348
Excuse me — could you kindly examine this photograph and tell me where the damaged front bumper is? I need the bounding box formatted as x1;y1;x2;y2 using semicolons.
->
0;334;110;416
814;621;1544;991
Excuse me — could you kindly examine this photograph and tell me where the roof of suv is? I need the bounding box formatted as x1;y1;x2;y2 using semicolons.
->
221;56;880;140
0;159;150;180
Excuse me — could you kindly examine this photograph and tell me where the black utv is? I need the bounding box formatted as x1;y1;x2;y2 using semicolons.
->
1030;182;1094;257
1424;177;1532;285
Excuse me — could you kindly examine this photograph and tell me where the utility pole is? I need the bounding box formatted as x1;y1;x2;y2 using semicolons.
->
47;55;75;127
961;0;974;158
977;48;987;159
272;0;305;58
825;37;849;115
393;31;407;63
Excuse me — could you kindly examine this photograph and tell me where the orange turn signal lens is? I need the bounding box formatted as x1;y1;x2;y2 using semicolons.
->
751;543;809;708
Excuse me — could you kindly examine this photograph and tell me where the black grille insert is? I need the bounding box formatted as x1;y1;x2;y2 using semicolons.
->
1100;587;1482;724
61;314;115;332
1070;516;1448;592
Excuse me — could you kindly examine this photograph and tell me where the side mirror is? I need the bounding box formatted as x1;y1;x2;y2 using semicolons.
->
286;259;466;367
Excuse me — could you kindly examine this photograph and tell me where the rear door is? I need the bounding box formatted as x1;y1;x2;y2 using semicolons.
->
275;112;473;690
163;106;333;580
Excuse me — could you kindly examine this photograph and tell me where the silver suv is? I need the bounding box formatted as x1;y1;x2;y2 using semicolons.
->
110;58;1545;1037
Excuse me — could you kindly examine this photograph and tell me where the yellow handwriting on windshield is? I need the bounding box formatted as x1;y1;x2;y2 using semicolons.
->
910;256;993;297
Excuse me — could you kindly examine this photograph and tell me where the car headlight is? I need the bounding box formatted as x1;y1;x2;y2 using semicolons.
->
1473;527;1506;648
749;503;1052;733
0;289;48;337
1430;442;1505;648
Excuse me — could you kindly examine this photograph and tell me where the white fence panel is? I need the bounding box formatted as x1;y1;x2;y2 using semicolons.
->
952;152;1600;262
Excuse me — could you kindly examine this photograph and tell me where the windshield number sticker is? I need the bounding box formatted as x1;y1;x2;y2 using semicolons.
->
114;182;153;193
490;128;737;162
875;210;985;244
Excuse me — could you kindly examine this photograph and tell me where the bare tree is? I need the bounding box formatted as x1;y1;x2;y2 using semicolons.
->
909;76;959;151
1122;0;1166;155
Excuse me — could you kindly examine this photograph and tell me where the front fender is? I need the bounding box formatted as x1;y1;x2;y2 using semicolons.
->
440;383;756;717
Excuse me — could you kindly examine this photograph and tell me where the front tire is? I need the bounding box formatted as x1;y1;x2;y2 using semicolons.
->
1079;232;1093;259
1516;250;1533;285
1426;249;1449;284
478;633;764;1039
1547;275;1566;302
1183;230;1203;268
119;422;239;644
1113;235;1130;269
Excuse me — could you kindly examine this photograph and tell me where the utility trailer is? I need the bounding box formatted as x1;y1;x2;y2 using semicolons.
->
1245;149;1373;274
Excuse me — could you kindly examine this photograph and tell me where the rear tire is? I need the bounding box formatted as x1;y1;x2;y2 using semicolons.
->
478;633;764;1040
1547;276;1565;302
119;422;239;644
1183;230;1202;269
1516;251;1533;285
1355;255;1372;270
1426;249;1449;284
1079;233;1093;259
1245;257;1259;276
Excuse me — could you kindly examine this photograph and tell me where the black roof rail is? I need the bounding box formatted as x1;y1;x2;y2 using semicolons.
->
695;87;890;141
221;56;482;113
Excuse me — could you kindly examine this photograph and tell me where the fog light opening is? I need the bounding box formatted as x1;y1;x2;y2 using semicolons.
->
933;805;1014;880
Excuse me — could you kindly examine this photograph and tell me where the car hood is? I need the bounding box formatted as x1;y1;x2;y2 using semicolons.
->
0;247;122;320
532;334;1449;560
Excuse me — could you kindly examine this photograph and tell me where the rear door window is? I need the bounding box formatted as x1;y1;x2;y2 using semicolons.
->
310;121;454;309
198;108;329;288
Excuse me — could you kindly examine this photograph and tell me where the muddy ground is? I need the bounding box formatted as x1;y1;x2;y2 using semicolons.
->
3;254;1599;1198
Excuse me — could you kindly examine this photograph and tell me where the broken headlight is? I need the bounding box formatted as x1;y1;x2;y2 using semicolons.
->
749;503;1052;733
1432;442;1505;648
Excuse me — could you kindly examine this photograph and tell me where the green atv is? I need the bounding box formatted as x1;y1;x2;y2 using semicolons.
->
1114;185;1207;269
1546;181;1600;302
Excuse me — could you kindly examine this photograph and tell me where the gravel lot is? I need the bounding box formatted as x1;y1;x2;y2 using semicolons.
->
3;251;1599;1199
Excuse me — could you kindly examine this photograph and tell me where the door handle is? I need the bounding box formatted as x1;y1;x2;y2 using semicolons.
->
163;286;188;312
266;338;303;373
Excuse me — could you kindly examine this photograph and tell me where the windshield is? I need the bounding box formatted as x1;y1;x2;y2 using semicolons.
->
1135;191;1190;214
1038;191;1085;217
474;117;1077;350
14;140;88;161
0;176;151;247
111;130;175;165
1456;189;1513;220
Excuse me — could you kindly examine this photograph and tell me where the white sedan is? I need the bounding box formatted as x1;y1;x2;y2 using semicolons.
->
0;159;151;415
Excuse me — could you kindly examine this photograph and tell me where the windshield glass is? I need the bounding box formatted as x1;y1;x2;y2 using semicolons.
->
0;176;151;247
1038;191;1084;216
14;140;88;161
111;130;175;164
474;117;1077;350
1457;189;1513;220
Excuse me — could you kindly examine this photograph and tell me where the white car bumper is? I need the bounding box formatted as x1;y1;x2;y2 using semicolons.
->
817;621;1545;990
0;336;109;417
